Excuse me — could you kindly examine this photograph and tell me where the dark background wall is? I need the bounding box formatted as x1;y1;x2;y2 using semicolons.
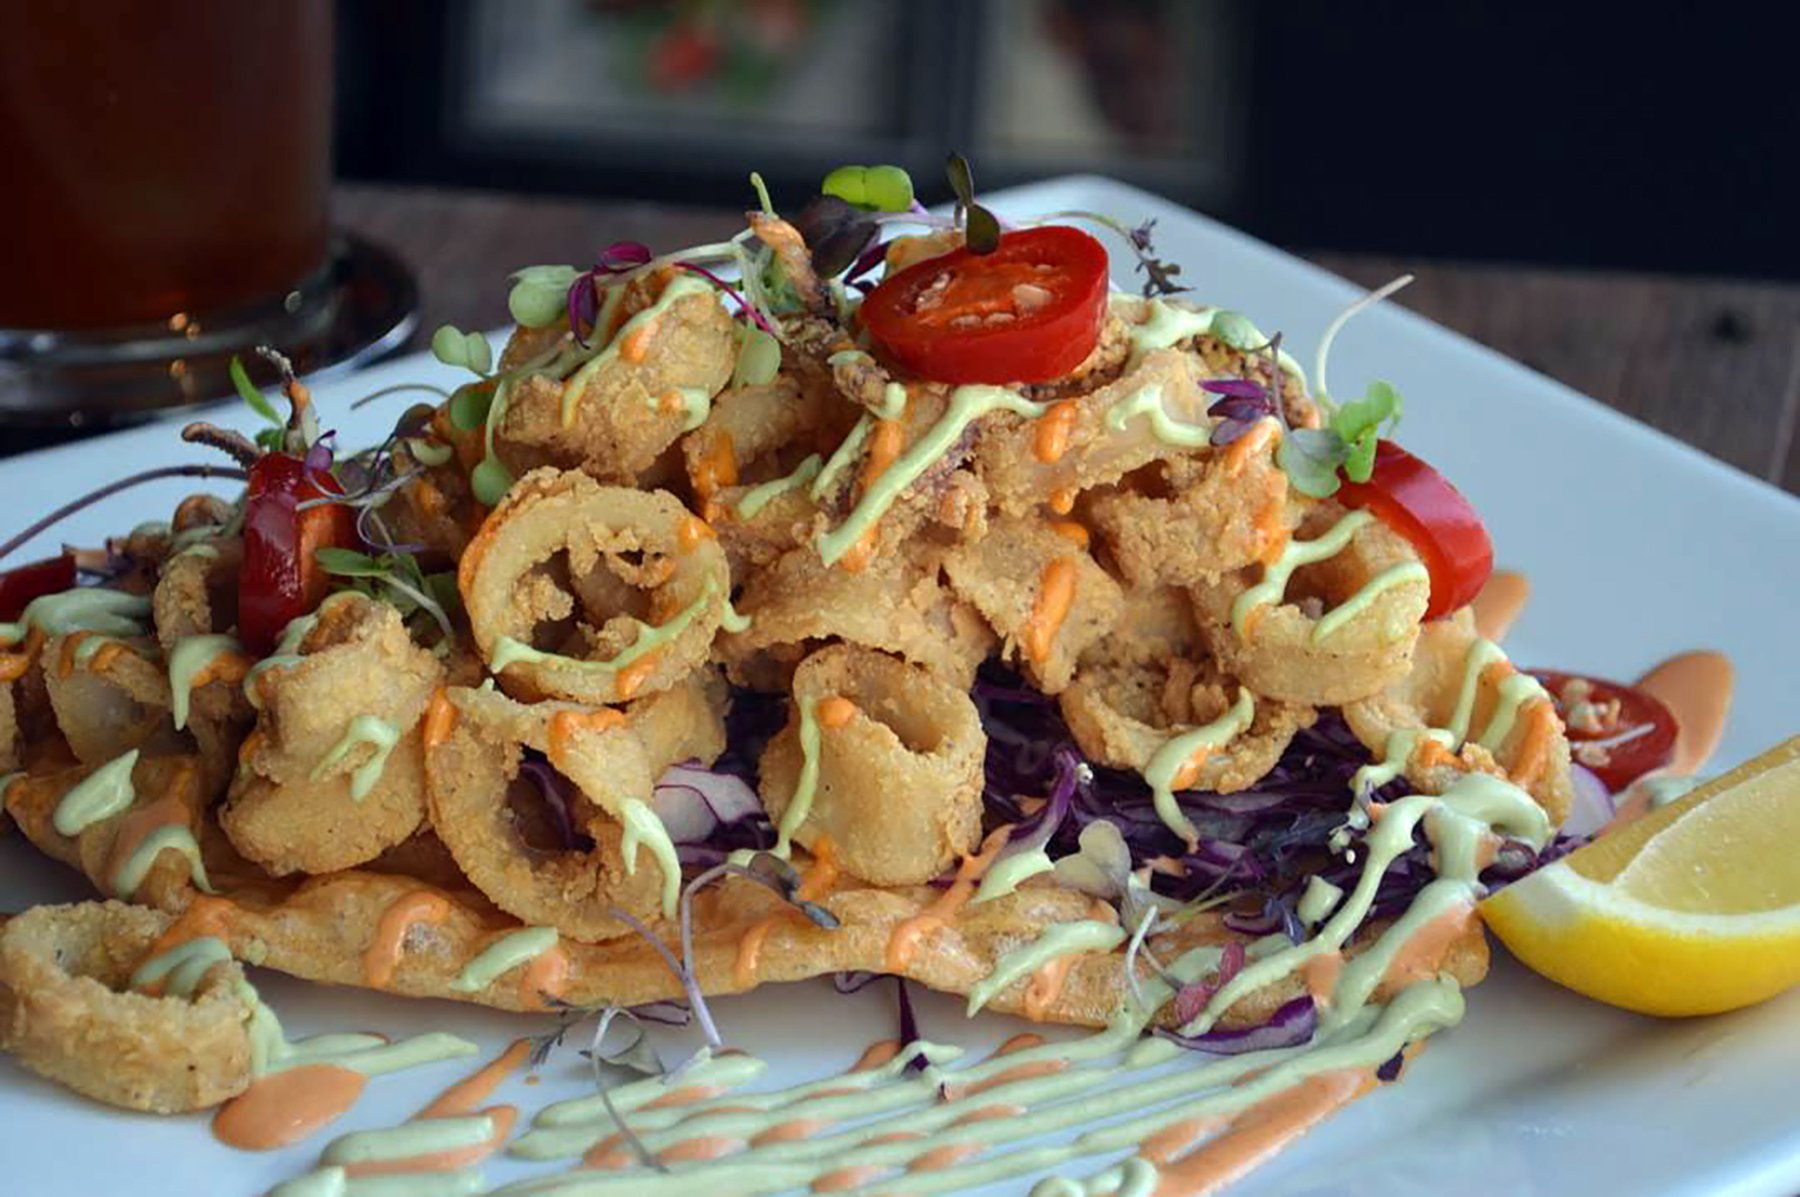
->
334;0;1798;280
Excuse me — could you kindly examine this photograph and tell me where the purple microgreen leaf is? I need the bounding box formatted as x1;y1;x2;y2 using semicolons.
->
792;195;880;279
1198;378;1268;400
597;241;655;273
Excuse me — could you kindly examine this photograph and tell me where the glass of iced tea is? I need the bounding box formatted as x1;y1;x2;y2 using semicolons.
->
0;1;371;427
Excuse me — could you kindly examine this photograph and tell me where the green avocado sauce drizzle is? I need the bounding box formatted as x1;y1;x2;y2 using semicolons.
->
816;385;1045;567
472;769;1549;1196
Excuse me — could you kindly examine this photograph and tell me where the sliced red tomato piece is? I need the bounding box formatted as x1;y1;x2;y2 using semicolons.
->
0;551;77;623
859;225;1110;384
1529;669;1678;792
1337;441;1492;620
239;454;357;656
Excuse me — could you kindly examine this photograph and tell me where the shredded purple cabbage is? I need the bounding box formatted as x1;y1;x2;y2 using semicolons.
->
833;971;882;995
1155;995;1317;1056
972;664;1554;925
518;752;588;851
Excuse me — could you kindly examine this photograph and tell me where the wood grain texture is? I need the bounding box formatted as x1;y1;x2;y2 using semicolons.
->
335;184;1800;495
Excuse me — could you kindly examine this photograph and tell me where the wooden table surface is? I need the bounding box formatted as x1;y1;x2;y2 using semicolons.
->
336;183;1800;497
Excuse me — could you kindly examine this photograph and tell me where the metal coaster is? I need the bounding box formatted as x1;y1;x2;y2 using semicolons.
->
0;233;418;441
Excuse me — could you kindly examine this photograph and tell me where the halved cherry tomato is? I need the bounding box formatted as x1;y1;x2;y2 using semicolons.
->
0;551;77;623
1529;669;1678;792
1337;441;1492;620
239;454;356;656
859;225;1110;385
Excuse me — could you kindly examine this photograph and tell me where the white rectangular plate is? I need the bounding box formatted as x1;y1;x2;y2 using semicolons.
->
3;176;1797;1197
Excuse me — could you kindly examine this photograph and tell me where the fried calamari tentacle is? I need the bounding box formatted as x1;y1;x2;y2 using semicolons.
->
461;470;729;705
1343;612;1573;826
496;271;736;484
715;544;995;693
223;594;441;876
940;514;1124;694
1059;656;1315;793
423;687;665;942
1190;503;1430;706
759;644;984;886
0;902;254;1112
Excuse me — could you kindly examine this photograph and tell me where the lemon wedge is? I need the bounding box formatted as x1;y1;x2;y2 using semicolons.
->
1480;736;1800;1016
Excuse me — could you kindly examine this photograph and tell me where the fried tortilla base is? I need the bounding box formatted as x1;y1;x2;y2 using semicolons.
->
5;775;1486;1030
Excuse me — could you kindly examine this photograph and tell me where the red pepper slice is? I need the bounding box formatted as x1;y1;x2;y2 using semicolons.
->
859;225;1110;385
238;454;356;655
0;551;77;623
1529;669;1678;792
1337;441;1493;620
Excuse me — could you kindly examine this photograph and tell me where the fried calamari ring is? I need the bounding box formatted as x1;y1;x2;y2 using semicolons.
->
971;349;1208;518
759;644;984;886
461;470;728;706
1059;656;1315;792
1190;502;1429;706
445;664;727;795
425;686;670;942
716;544;994;692
940;515;1124;694
4;755;214;907
42;632;180;767
223;594;440;876
495;271;736;484
0;902;253;1112
1088;420;1299;588
1344;612;1573;826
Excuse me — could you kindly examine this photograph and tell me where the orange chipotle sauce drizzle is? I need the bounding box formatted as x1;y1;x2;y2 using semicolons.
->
520;945;571;1009
1048;519;1090;549
885;826;1012;972
104;787;194;896
1020;557;1078;665
1469;569;1530;643
1146;1069;1372;1196
1033;400;1079;464
148;894;239;959
1633;650;1734;777
816;695;859;730
420;1038;532;1119
547;707;627;762
364;891;453;988
213;1064;368;1151
677;513;715;552
421;687;457;751
733;837;840;988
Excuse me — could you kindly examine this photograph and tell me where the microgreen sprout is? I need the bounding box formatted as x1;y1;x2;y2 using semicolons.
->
430;326;494;375
313;546;457;645
945;153;1001;254
821;164;916;213
1035;210;1190;297
0;465;250;566
1312;274;1414;410
1275;379;1404;498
